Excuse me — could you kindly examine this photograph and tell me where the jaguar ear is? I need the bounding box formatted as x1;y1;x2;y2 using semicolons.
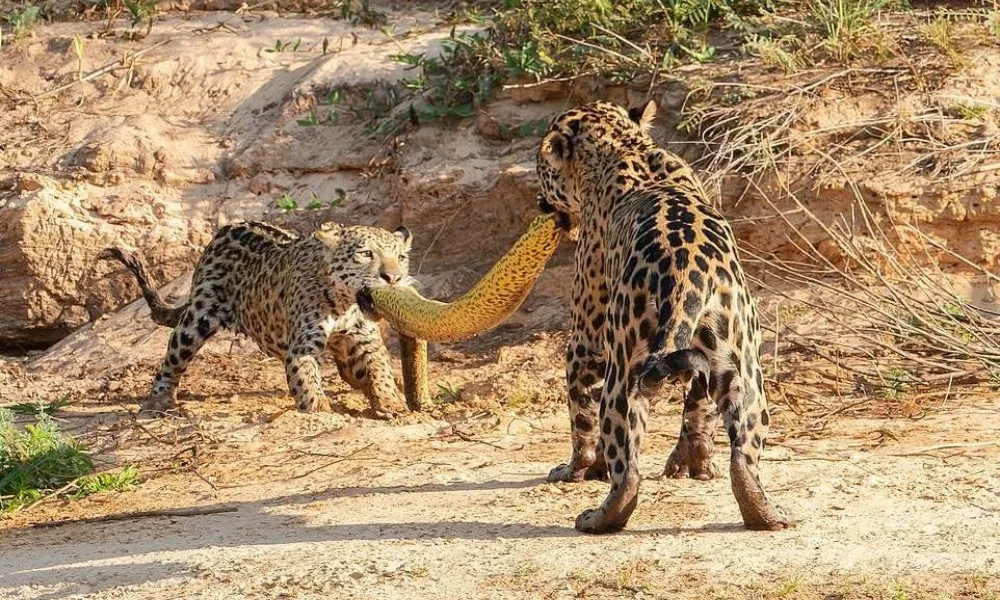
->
393;226;412;250
628;99;658;131
314;221;342;244
540;130;572;163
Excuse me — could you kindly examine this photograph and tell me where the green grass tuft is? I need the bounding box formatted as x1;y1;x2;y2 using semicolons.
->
0;409;138;514
432;382;463;405
72;465;139;499
809;0;889;61
3;395;71;417
744;33;809;73
0;409;93;512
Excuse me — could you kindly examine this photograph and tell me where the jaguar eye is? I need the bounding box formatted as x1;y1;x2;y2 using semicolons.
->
357;249;374;260
398;254;407;261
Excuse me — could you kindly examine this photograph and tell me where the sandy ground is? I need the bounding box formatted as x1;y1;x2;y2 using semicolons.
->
1;323;999;599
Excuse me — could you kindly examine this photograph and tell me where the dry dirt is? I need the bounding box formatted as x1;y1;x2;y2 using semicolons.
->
2;2;1000;599
2;334;1000;600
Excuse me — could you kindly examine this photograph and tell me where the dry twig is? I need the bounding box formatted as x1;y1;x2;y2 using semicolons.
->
31;506;238;529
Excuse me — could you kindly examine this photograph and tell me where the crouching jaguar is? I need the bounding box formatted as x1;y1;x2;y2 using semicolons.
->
535;100;794;533
101;220;417;418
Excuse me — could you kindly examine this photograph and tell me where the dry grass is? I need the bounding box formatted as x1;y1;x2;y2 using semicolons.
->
748;190;1000;401
668;15;1000;421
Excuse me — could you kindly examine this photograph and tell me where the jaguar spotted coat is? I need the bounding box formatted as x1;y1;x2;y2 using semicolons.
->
536;100;794;533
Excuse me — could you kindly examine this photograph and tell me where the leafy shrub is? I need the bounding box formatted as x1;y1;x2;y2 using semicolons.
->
3;4;41;39
393;0;770;123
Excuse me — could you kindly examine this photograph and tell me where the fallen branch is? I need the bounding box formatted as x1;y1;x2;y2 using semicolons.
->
34;39;170;99
892;441;999;457
290;443;376;480
30;505;238;528
446;425;521;451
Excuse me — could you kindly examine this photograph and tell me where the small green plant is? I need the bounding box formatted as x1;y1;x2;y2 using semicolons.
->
989;369;1000;389
323;89;343;105
0;410;92;512
297;109;319;127
275;192;298;213
404;563;430;577
264;38;301;53
72;34;86;80
433;382;463;405
389;0;771;127
0;409;136;514
501;39;549;77
891;582;912;600
340;0;386;28
514;117;551;137
614;559;651;593
276;191;341;212
343;87;400;134
942;301;967;318
505;388;536;409
968;571;999;600
122;0;156;36
954;104;990;122
744;34;808;73
71;465;139;498
84;0;124;34
774;578;801;598
988;7;1000;38
513;561;541;579
875;367;910;399
305;192;323;210
4;4;41;39
495;117;551;139
393;40;492;123
920;16;965;66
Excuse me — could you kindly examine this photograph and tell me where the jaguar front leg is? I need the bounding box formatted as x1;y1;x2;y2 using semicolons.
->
340;319;405;420
637;342;719;480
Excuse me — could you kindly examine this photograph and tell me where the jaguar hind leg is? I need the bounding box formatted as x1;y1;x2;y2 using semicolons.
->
638;346;720;480
662;368;720;480
330;336;364;390
145;307;222;417
720;368;794;530
574;349;646;534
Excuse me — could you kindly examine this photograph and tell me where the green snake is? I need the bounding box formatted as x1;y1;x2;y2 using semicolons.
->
373;214;563;409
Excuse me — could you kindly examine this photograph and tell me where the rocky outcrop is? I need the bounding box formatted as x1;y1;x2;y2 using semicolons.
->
0;174;217;348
